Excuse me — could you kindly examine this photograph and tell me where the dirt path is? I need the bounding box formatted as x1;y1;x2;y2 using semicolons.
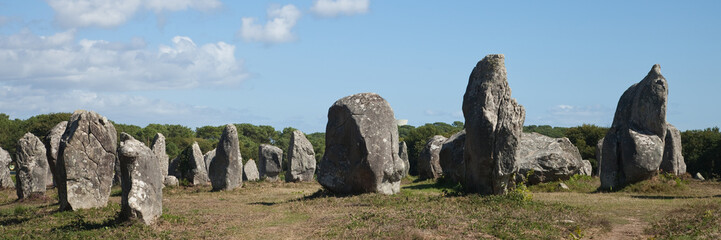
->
593;217;649;240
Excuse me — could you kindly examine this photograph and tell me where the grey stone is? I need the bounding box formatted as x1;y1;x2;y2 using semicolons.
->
15;133;49;199
171;142;210;186
209;124;243;191
0;148;13;188
44;121;66;187
661;123;686;175
151;133;169;181
317;93;404;195
580;160;592;176
695;172;705;181
462;54;525;194
243;159;259;181
596;138;604;176
399;142;410;177
203;149;216;174
258;144;283;182
118;133;162;225
164;176;179;187
57;110;117;211
600;65;669;190
418;135;447;180
285;130;316;182
439;130;466;183
516;132;585;185
558;182;569;190
168;156;179;178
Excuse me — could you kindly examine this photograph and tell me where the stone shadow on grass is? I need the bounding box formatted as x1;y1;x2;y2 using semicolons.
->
629;194;721;200
249;189;359;206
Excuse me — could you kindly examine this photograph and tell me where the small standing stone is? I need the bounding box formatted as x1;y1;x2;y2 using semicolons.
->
418;135;447;180
118;133;162;225
285;130;316;182
439;130;466;184
660;123;686;175
44;121;67;188
172;142;210;186
209;124;243;191
0;148;13;188
695;173;705;181
203;149;216;174
15;133;49;199
259;144;283;181
243;159;260;181
399;142;410;177
151;133;169;181
164;176;179;187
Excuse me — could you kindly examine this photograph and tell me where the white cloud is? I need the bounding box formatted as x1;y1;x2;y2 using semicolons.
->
0;30;247;91
45;0;221;28
239;4;301;44
310;0;369;17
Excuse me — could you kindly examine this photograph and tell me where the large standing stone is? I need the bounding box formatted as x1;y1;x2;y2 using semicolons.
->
661;123;686;175
57;110;117;210
203;149;216;174
243;159;260;181
0;148;13;188
171;142;210;186
516;132;586;185
399;142;410;177
209;124;243;191
258;144;283;182
600;65;669;190
44;121;67;187
285;130;316;182
118;133;162;225
317;93;405;195
439;130;466;183
15;133;49;199
151;133;169;181
418;135;447;180
462;54;526;194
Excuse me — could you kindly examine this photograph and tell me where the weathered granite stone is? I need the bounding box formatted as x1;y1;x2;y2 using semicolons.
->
209;124;243;191
596;138;604;176
399;142;410;177
600;65;669;190
462;54;525;194
164;176;179;187
203;149;216;174
168;157;179;178
15;133;49;199
172;142;210;186
661;123;686;175
243;159;260;181
516;132;585;185
317;93;405;195
439;130;466;183
695;172;705;181
580;160;592;176
118;133;162;225
285;130;316;182
113;157;121;186
44;121;66;187
151;133;169;181
57;110;117;210
258;144;283;182
418;135;447;180
0;148;13;188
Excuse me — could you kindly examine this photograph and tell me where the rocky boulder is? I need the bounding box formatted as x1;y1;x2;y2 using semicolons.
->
600;65;669;190
661;123;686;175
44;121;67;187
0;148;13;188
258;144;283;182
439;130;466;183
209;124;243;191
118;133;162;225
580;160;592;176
243;159;260;181
516;132;585;185
285;130;316;182
462;54;525;194
151;133;169;181
399;142;410;177
171;142;210;186
317;93;405;195
418;135;447;180
57;110;117;211
15;133;49;199
164;176;179;187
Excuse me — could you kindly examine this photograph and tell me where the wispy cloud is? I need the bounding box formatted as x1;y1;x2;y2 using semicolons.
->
529;104;613;127
238;4;301;44
310;0;369;17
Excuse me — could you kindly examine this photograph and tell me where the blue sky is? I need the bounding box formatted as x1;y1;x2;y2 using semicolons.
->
0;1;719;133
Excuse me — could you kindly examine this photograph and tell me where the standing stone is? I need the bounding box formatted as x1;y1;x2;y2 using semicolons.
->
695;172;705;181
596;138;604;176
258;144;283;182
164;176;179;187
44;121;67;188
113;157;122;186
600;65;668;190
57;110;117;210
516;132;585;185
439;130;466;183
209;124;243;191
462;54;526;194
317;93;405;195
399;142;410;177
244;159;260;181
168;157;179;178
151;133;169;181
580;160;593;176
0;148;13;188
118;133;162;225
285;130;316;182
661;123;686;175
203;149;216;174
15;133;49;199
418;135;447;180
172;142;210;186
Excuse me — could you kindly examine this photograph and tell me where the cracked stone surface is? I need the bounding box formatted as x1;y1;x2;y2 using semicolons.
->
16;132;49;199
285;130;316;182
119;133;162;225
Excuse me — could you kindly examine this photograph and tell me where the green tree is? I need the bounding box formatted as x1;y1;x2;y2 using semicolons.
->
564;124;608;174
682;127;721;178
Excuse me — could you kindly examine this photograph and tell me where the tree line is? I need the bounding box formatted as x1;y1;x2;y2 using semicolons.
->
1;113;719;179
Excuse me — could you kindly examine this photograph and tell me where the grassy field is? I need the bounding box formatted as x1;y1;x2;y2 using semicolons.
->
0;175;719;239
